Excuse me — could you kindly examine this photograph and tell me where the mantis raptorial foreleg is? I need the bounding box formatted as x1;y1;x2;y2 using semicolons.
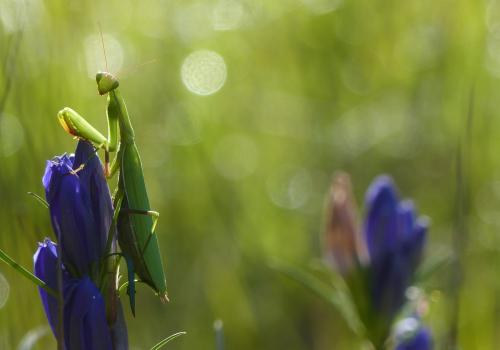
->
58;107;119;176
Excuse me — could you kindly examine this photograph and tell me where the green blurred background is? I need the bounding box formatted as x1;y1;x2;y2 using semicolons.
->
0;0;499;348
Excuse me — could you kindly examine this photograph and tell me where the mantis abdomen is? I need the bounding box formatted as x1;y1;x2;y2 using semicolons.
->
117;141;167;301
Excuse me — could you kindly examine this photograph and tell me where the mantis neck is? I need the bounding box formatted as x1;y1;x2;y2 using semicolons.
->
110;89;135;144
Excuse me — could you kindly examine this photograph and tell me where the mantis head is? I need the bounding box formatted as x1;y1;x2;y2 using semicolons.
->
96;72;119;95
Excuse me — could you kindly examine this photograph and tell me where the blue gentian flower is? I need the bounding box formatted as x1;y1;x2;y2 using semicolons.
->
364;176;428;321
34;239;113;349
394;317;433;350
42;140;113;278
35;140;127;350
324;174;429;347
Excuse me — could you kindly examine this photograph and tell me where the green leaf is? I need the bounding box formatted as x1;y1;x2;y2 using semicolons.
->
415;247;453;282
269;259;364;336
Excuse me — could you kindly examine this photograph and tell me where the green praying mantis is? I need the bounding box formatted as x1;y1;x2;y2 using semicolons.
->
57;70;168;314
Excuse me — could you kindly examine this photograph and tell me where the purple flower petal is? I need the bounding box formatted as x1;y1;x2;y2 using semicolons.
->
364;175;399;259
363;176;429;323
34;239;68;338
395;325;433;350
64;277;114;350
403;218;428;274
34;246;115;350
73;141;114;260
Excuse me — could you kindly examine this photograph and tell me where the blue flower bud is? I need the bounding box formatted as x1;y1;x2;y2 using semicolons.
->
394;317;433;350
42;140;113;277
34;239;114;349
33;238;68;337
324;172;369;274
364;176;428;320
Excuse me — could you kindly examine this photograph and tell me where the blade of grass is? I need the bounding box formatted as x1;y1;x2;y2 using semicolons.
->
0;248;58;297
27;192;49;208
150;331;186;350
447;88;474;349
214;319;225;350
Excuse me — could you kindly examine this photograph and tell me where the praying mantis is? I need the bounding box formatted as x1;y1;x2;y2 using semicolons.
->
57;70;168;314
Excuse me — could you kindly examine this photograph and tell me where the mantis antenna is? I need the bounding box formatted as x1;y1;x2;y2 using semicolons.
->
98;22;157;81
97;22;113;176
118;59;158;79
98;22;109;73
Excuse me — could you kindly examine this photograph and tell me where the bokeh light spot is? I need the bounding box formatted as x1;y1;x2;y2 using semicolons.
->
213;0;245;31
266;167;312;209
181;50;227;96
299;0;342;15
0;114;24;157
212;134;258;180
393;317;420;344
405;286;423;301
174;2;214;42
18;326;50;350
84;33;124;79
330;94;410;158
0;0;44;33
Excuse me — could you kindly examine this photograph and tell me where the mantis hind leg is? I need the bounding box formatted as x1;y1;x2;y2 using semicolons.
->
119;208;159;255
124;255;136;317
